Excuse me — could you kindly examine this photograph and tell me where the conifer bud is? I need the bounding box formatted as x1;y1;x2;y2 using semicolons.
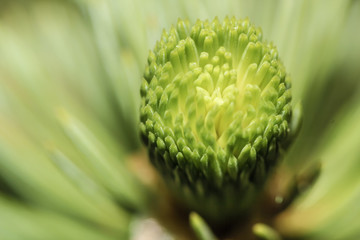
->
140;17;296;223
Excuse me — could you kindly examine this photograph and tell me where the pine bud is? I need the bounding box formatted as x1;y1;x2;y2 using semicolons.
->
140;17;297;223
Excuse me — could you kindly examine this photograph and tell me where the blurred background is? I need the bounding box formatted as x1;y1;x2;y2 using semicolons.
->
0;0;359;239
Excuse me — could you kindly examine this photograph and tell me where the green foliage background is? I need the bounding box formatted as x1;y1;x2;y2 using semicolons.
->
0;0;359;239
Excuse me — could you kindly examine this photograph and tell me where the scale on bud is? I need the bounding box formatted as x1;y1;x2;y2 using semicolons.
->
140;17;299;224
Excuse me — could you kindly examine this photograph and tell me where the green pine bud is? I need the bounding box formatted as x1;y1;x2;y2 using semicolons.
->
140;17;298;223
